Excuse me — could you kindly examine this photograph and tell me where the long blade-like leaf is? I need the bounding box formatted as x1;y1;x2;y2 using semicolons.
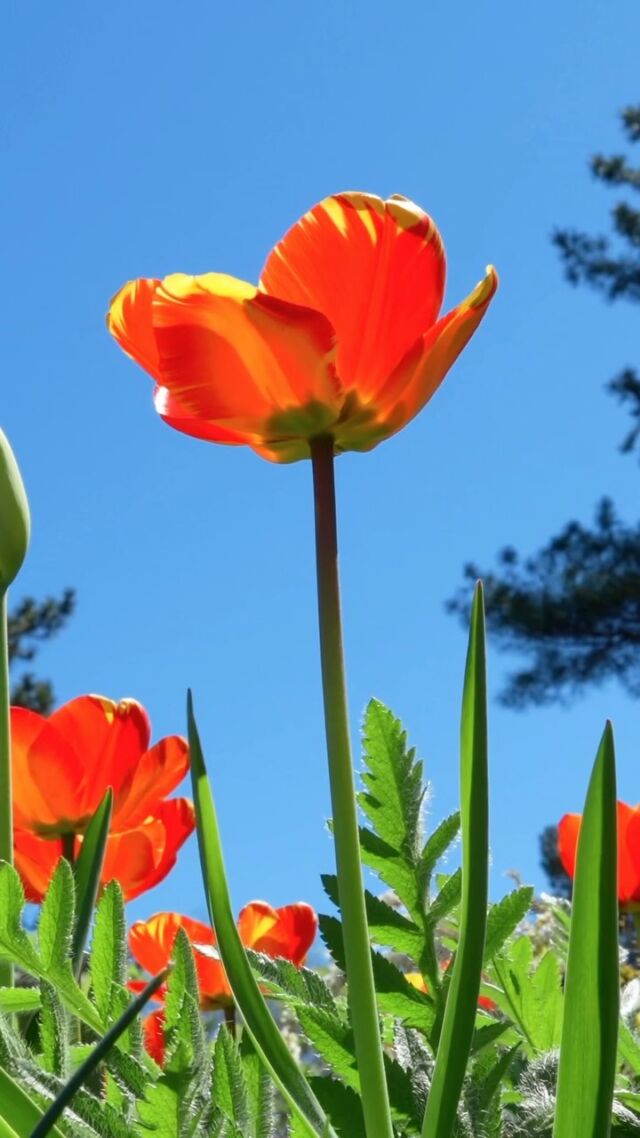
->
422;582;489;1138
29;969;167;1138
552;722;618;1138
0;1068;64;1138
187;691;335;1138
71;789;113;976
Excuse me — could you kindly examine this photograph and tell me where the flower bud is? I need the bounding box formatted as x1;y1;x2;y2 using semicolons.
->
0;428;30;591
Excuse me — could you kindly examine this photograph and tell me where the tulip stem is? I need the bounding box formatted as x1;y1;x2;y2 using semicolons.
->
0;590;13;988
310;437;393;1138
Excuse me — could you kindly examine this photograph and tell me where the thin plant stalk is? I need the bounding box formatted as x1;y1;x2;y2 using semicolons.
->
0;591;12;989
310;436;393;1138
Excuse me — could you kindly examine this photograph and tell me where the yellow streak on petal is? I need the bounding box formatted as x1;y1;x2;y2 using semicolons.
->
321;196;349;236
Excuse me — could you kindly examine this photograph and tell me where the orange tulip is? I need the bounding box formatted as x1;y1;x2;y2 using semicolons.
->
108;192;497;463
558;801;640;907
129;902;317;1011
11;695;195;902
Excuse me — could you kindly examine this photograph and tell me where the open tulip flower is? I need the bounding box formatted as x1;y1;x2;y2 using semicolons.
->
129;903;317;1064
108;191;497;463
558;800;640;908
11;695;195;902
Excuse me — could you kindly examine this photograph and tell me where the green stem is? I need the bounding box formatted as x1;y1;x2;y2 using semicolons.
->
0;591;12;989
310;438;393;1138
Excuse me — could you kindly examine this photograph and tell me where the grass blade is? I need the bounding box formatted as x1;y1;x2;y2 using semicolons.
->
187;691;335;1138
29;969;167;1138
552;722;618;1138
0;1068;64;1138
71;789;113;976
422;582;489;1138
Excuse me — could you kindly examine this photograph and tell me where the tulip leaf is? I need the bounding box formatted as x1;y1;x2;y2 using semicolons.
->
186;690;336;1138
421;582;489;1138
552;722;619;1138
72;788;113;976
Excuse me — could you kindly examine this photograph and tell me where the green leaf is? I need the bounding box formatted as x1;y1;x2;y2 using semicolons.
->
239;1033;276;1138
296;1007;359;1092
212;1026;250;1133
319;915;435;1036
187;691;335;1138
418;813;460;896
357;827;418;914
0;1066;65;1138
491;939;563;1053
308;1077;366;1138
90;881;126;1024
427;869;462;927
39;982;68;1079
38;860;75;974
246;950;339;1018
72;789;113;977
321;874;423;958
422;582;490;1138
483;887;534;963
359;700;424;920
29;969;168;1138
619;1023;640;1078
0;989;40;1014
553;722;619;1138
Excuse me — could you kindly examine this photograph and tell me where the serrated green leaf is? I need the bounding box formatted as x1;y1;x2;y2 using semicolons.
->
163;929;201;1035
427;869;462;927
39;982;69;1079
321;874;423;958
90;882;126;1024
360;699;424;873
29;969;167;1138
239;1034;276;1138
187;692;334;1138
213;1026;250;1133
296;1007;359;1092
356;827;419;918
491;939;563;1053
483;888;534;963
619;1023;640;1077
0;989;40;1014
422;582;490;1138
553;722;619;1138
0;866;40;974
38;861;75;974
319;915;435;1036
307;1077;366;1138
0;1066;65;1138
418;813;461;896
72;789;113;977
247;950;338;1018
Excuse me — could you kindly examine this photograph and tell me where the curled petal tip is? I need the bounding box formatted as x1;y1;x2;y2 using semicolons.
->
468;265;499;309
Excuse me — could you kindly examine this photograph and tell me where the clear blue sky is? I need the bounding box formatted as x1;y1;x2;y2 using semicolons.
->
3;1;639;939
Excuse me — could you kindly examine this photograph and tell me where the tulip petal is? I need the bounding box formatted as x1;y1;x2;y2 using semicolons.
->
558;813;581;881
260;191;446;399
143;1008;166;1065
367;266;499;444
13;829;63;903
134;272;340;431
619;803;640;905
129;911;229;1005
98;797;195;901
49;696;151;821
107;278;163;380
252;903;318;965
115;734;189;828
237;901;280;948
154;387;248;445
11;708;86;833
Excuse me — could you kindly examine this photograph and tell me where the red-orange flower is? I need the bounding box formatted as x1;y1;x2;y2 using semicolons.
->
11;695;195;902
558;800;640;907
108;192;497;463
129;903;318;1063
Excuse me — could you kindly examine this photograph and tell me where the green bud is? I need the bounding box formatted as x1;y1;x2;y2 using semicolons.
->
0;428;30;592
